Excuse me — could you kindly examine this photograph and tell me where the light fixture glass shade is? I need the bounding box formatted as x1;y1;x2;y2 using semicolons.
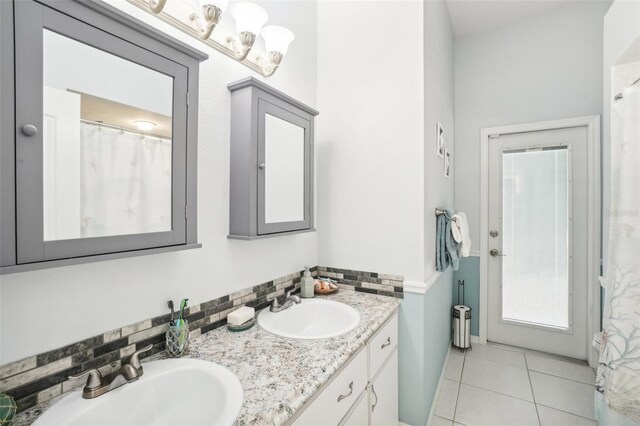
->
261;25;294;55
199;0;229;13
230;2;269;35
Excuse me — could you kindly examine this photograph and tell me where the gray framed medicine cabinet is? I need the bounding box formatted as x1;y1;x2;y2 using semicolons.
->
228;78;319;240
0;0;208;273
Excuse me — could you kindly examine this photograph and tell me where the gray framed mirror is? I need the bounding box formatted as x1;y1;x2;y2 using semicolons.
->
258;100;311;234
1;0;206;272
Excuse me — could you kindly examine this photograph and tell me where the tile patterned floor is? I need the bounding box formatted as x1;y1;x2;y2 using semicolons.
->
432;344;598;426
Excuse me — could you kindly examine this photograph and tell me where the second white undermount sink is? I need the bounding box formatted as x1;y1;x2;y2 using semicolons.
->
257;298;360;339
33;358;243;426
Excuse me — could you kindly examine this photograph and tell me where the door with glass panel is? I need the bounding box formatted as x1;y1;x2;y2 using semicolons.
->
487;126;589;359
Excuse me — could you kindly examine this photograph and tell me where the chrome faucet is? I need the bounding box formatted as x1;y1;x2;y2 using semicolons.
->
270;290;301;313
69;344;153;399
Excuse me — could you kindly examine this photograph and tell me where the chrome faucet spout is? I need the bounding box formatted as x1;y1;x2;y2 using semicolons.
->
269;290;302;313
69;344;152;399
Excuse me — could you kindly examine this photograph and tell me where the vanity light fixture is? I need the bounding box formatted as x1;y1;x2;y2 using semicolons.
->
135;0;294;77
148;0;168;14
188;0;229;40
226;2;268;61
133;120;157;131
260;25;294;77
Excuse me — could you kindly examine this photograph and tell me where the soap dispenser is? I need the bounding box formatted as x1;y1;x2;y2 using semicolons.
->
300;266;315;298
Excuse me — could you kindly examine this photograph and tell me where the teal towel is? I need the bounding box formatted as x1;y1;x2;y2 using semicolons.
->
436;214;448;271
436;209;460;271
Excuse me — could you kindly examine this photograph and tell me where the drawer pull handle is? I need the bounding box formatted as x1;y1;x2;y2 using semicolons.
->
337;381;354;403
371;383;378;412
381;337;391;349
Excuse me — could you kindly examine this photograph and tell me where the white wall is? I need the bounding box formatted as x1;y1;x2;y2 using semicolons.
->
0;0;318;364
454;1;610;246
424;0;455;280
316;0;425;282
316;4;455;423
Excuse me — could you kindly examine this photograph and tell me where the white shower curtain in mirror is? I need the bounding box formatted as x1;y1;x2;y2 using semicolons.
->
80;123;172;238
595;82;640;425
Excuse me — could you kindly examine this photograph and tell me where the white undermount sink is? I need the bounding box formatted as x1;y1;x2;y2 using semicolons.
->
34;358;243;426
257;298;360;339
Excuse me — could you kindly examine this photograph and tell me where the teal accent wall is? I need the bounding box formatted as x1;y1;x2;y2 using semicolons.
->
452;256;480;336
399;268;453;425
399;293;426;425
423;268;454;417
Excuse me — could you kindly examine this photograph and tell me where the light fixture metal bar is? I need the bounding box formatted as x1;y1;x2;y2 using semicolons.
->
80;119;165;138
126;0;267;76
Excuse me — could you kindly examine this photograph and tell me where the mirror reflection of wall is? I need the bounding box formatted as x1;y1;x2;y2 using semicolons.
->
264;113;305;224
42;29;174;241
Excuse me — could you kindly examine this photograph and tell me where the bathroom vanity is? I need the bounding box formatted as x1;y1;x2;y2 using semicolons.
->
14;291;399;425
291;311;398;425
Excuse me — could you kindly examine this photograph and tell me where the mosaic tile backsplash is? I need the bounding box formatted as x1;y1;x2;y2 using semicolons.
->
0;266;403;413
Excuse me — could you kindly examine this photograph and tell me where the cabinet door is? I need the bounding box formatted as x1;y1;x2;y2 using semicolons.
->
341;390;369;426
12;0;191;265
257;99;312;235
370;349;398;426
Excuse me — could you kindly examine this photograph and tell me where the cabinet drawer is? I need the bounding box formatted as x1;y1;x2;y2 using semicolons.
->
293;348;368;426
368;313;398;378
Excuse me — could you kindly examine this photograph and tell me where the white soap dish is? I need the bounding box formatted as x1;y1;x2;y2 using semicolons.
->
227;317;256;332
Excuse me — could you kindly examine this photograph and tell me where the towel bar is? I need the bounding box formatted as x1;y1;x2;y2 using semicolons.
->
435;208;458;222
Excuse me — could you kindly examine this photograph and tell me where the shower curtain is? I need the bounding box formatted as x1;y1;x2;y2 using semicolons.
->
80;122;172;238
595;82;640;425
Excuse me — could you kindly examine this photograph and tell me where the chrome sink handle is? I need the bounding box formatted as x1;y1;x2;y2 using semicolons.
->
68;345;152;400
285;290;301;304
128;344;153;374
270;290;301;312
69;369;103;390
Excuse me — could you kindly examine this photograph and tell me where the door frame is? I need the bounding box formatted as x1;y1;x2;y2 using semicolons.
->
479;115;601;367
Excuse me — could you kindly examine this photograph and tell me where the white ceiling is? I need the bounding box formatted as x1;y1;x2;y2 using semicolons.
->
445;0;577;37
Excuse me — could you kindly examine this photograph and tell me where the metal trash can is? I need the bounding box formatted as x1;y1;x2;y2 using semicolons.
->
452;280;472;350
452;305;471;349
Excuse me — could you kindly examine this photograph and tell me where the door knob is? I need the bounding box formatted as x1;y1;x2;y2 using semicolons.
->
490;249;506;257
21;124;38;136
258;163;265;169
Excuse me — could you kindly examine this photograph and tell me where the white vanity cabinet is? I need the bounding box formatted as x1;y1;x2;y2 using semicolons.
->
292;312;398;426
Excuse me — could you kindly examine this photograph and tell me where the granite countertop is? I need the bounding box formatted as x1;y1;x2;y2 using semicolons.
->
14;291;399;425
